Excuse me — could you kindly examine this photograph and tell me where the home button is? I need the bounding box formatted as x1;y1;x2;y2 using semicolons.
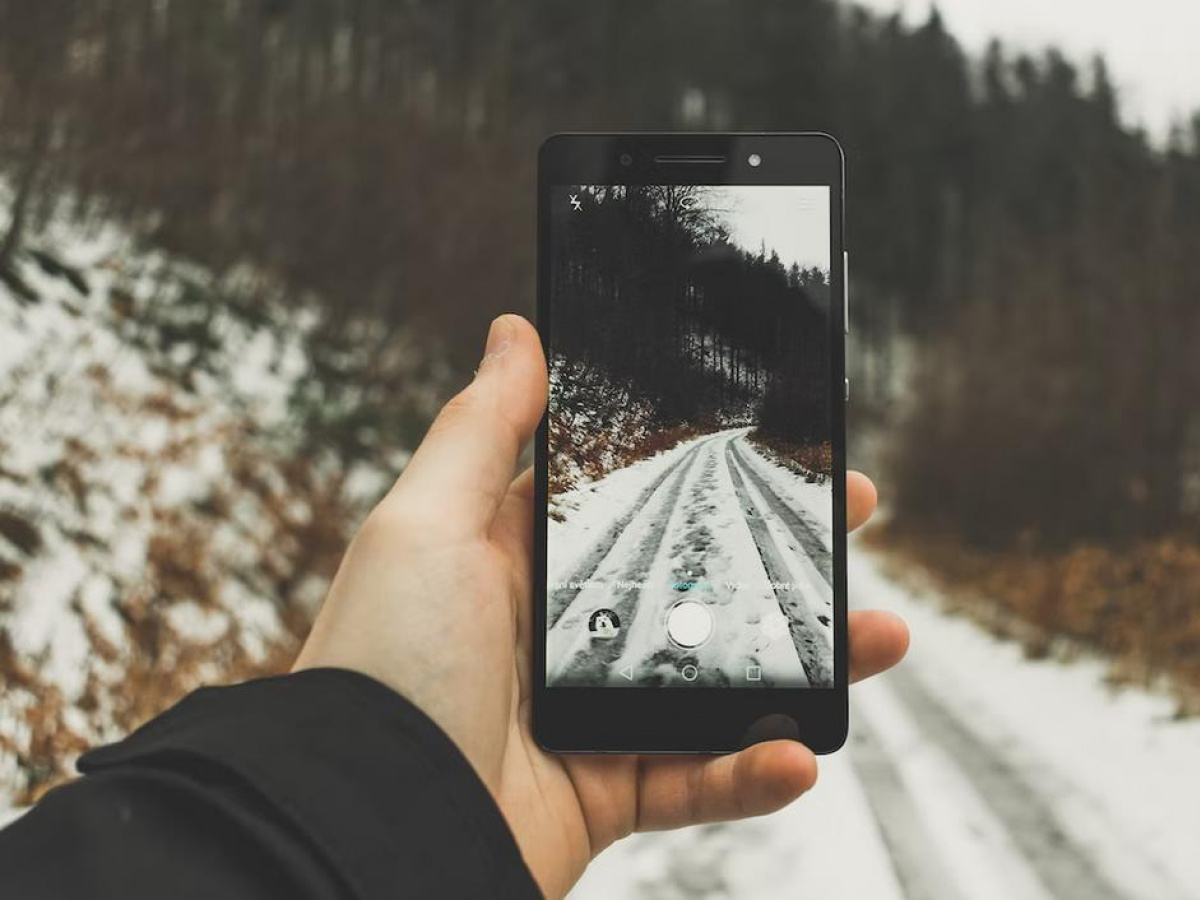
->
739;714;801;748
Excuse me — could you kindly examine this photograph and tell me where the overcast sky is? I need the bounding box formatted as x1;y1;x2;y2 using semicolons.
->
709;186;831;272
854;0;1200;140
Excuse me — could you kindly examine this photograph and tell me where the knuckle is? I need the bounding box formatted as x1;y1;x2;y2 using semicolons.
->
441;388;475;417
430;386;480;432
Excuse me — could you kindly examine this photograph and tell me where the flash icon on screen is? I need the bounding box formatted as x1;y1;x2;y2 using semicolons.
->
569;194;582;211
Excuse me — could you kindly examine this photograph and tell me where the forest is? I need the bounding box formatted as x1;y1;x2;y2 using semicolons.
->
2;0;1195;546
549;184;831;491
2;0;1200;747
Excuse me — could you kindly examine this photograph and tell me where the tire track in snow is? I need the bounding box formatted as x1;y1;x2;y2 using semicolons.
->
880;667;1135;900
723;443;1123;898
725;438;832;687
848;711;967;900
554;440;708;685
730;437;832;586
566;534;1184;900
547;436;715;629
631;444;731;686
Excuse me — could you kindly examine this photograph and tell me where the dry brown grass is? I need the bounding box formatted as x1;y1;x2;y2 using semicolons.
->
0;400;366;805
867;525;1200;716
747;432;832;481
548;410;701;501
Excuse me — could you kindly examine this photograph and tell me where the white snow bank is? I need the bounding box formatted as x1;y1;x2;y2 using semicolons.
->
850;539;1200;899
570;537;1200;900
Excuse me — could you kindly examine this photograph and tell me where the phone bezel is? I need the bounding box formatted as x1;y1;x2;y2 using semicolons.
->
534;132;848;754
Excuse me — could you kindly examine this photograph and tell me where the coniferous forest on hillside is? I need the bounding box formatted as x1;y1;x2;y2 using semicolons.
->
548;185;832;496
3;0;1196;548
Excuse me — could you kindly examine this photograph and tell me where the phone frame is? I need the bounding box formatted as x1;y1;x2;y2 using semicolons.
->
534;132;848;754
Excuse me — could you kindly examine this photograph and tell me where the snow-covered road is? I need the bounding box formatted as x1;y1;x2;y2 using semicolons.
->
566;530;1200;900
547;428;834;689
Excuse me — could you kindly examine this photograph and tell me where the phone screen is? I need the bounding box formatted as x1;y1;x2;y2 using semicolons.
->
545;183;835;690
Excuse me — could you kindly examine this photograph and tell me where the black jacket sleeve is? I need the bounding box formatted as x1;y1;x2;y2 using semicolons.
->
0;668;543;900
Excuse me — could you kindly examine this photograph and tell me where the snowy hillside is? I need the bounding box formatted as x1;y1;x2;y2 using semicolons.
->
0;212;394;807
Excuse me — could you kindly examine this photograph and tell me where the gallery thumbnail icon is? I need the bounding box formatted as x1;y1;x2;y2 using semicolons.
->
588;608;621;640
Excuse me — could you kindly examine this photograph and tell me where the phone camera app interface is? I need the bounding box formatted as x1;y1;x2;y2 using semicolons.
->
547;185;834;689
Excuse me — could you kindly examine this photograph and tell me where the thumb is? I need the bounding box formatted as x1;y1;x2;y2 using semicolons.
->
384;314;547;535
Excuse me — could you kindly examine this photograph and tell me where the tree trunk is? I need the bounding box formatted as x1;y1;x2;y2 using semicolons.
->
0;117;51;271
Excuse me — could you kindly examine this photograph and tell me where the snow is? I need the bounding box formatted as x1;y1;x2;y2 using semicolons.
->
608;430;808;686
547;428;832;687
853;678;1058;900
567;537;1200;900
0;229;308;693
6;545;93;697
851;544;1200;899
569;747;906;900
736;439;833;544
547;431;713;581
733;447;833;637
0;193;397;809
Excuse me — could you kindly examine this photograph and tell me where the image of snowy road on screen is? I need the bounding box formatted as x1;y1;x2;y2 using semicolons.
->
546;184;834;689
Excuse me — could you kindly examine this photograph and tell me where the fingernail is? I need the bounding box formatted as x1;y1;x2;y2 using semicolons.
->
476;315;514;376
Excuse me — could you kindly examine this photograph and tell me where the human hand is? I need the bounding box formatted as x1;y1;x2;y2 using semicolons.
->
295;314;909;899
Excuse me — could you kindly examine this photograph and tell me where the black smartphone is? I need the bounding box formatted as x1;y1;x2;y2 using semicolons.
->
534;133;848;753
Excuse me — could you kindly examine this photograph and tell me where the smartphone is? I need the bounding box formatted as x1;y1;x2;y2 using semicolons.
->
534;133;848;753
